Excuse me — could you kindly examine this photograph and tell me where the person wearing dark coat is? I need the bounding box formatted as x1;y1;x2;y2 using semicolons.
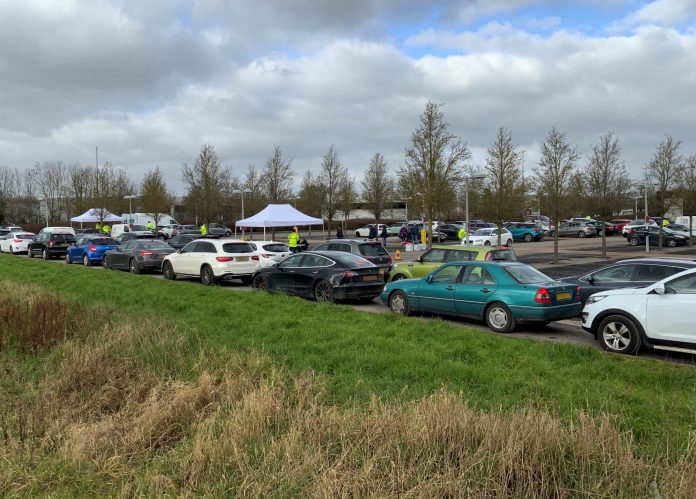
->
336;227;344;239
380;226;388;247
409;224;418;243
368;224;377;240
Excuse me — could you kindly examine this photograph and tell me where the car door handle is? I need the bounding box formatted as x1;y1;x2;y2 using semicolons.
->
480;288;492;293
446;285;455;290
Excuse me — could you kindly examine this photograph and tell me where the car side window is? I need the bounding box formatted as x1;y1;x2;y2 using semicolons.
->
337;244;351;252
590;265;635;282
461;266;488;285
181;242;197;253
421;249;447;263
302;254;332;267
430;265;462;284
196;242;217;253
121;241;134;251
666;274;696;294
635;265;679;282
279;254;304;268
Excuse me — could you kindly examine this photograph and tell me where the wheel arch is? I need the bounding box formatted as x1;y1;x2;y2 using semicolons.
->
590;308;650;346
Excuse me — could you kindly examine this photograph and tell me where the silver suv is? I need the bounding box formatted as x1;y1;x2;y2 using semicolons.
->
558;221;597;238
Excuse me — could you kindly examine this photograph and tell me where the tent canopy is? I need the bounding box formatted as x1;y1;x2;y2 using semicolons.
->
71;208;123;223
235;204;323;228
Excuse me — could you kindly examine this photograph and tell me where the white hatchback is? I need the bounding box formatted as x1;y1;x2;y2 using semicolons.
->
162;239;259;285
0;232;35;254
581;267;696;355
247;240;291;267
463;228;513;247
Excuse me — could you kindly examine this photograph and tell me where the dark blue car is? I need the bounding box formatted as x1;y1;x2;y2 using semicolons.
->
65;236;118;266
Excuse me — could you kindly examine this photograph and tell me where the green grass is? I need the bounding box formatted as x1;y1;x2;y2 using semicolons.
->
1;253;695;457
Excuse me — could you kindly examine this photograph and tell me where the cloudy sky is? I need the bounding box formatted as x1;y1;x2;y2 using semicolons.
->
1;0;695;194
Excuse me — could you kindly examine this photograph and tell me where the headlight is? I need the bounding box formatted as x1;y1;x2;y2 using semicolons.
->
586;295;607;305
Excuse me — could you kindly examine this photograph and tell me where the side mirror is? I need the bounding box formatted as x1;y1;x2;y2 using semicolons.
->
176;249;182;254
417;256;423;263
425;274;433;283
654;283;665;295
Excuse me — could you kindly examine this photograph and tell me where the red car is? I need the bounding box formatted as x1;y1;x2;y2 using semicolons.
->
611;218;632;233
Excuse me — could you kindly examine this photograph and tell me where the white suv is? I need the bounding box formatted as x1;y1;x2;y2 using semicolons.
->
162;239;259;285
581;268;696;355
247;240;291;267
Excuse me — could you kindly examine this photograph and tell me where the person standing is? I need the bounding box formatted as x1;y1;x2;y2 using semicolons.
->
336;226;344;239
201;224;207;236
368;224;377;240
102;224;110;235
409;224;418;243
458;226;468;244
288;226;299;253
147;220;154;232
399;225;408;242
95;222;101;233
380;225;388;247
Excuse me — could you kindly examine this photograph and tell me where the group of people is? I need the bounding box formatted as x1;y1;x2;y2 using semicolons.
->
398;224;421;244
287;227;309;253
94;222;111;235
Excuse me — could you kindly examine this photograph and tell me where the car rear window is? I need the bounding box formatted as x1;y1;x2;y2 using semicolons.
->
504;265;551;284
222;242;254;254
92;238;116;245
262;243;289;252
358;243;388;256
139;240;171;249
16;234;34;240
332;252;376;267
486;249;517;261
50;234;75;241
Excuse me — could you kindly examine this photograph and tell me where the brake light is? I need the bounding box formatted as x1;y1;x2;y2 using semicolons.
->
89;245;96;252
47;240;54;247
627;229;633;236
251;255;260;261
342;271;355;279
387;256;392;263
13;239;21;243
576;286;581;301
534;288;551;304
216;256;233;262
139;250;153;256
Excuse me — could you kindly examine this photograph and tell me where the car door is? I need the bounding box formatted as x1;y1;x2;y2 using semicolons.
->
454;265;498;318
645;273;696;343
193;240;218;275
271;254;304;292
113;241;134;268
418;264;463;314
579;264;638;303
632;264;685;288
294;254;333;296
176;241;203;275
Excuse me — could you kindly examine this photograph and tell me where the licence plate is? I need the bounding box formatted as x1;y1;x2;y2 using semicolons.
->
557;292;571;301
362;274;378;281
236;256;249;262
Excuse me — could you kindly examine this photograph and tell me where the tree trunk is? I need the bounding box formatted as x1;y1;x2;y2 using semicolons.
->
553;217;560;263
690;216;693;246
601;218;607;258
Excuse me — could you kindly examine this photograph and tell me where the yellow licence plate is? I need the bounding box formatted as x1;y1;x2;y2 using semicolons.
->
363;275;378;281
236;256;249;262
557;292;571;301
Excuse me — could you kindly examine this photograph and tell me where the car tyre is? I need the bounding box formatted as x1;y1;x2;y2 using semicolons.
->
391;274;407;282
42;249;49;260
162;261;176;280
485;302;516;333
28;248;34;258
578;231;586;238
200;265;216;286
225;231;232;237
388;290;411;316
355;232;361;238
667;238;677;247
129;258;141;274
104;256;112;269
252;273;267;291
314;280;335;303
83;255;91;266
65;253;72;264
9;246;13;255
505;239;513;247
597;314;641;355
628;237;639;246
484;240;491;246
523;233;533;242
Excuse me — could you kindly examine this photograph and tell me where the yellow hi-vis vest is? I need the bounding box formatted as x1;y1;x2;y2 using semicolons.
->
288;231;299;248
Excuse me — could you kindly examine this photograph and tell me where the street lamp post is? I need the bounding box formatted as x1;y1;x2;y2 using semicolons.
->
123;194;137;226
463;175;485;246
233;188;253;237
415;191;425;245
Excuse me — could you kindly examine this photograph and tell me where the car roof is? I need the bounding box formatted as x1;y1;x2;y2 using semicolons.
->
613;258;696;266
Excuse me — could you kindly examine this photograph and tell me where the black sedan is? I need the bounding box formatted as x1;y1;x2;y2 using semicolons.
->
626;226;688;247
559;258;696;304
251;251;386;303
167;234;198;250
438;223;466;239
103;239;175;274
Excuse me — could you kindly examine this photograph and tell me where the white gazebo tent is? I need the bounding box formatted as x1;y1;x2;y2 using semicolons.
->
70;208;124;228
234;204;324;240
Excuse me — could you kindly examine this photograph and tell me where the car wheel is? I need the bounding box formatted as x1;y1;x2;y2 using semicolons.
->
578;231;586;238
42;249;49;260
83;255;91;266
158;234;166;240
667;238;677;247
629;237;639;246
28;248;34;258
691;236;696;244
391;274;407;282
355;232;361;238
129;258;141;274
240;275;253;285
9;246;13;255
162;261;176;280
200;265;215;286
485;302;516;333
388;290;411;316
314;280;335;303
598;315;641;355
484;240;491;246
523;233;533;242
225;231;232;237
252;273;267;291
505;239;513;247
104;256;112;269
65;253;72;264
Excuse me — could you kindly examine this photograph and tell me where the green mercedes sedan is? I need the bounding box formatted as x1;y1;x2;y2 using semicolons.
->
388;245;516;282
381;261;581;333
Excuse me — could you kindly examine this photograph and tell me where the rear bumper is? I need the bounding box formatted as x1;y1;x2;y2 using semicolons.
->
333;283;385;301
511;302;582;322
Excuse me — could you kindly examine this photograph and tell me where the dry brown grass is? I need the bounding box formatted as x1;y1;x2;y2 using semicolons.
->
1;284;694;497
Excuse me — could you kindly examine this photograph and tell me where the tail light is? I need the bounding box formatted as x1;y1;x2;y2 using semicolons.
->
251;255;260;261
262;253;274;258
89;245;96;252
47;240;54;247
534;288;551;304
576;286;581;301
342;271;355;279
387;256;392;263
139;250;153;256
216;256;234;262
627;229;634;236
13;239;21;243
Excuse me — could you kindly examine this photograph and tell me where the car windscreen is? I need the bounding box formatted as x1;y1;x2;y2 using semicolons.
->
222;242;254;254
504;265;551;284
132;225;148;231
91;238;117;245
138;240;171;249
332;252;376;267
487;249;517;261
262;243;289;252
358;243;388;256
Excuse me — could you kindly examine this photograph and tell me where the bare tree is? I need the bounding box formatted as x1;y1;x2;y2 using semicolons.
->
260;146;295;239
647;135;682;248
242;164;265;219
68;164;93;215
319;145;348;234
141;167;174;227
361;152;393;222
32;160;69;224
585;132;631;257
181;144;230;225
676;154;696;245
534;127;581;262
297;171;323;218
482;127;525;245
400;101;471;248
338;175;358;235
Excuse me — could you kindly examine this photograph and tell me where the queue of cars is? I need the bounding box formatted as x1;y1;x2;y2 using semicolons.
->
3;223;695;357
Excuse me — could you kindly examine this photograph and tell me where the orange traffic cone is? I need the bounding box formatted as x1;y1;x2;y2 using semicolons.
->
395;249;401;260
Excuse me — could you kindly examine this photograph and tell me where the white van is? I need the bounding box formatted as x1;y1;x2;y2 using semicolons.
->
110;223;156;239
121;213;178;227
